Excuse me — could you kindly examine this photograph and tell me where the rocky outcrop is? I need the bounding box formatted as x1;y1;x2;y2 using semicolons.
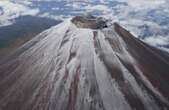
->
71;15;108;29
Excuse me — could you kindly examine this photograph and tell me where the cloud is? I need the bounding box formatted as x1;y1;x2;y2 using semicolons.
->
85;5;110;12
144;36;169;46
0;1;39;26
82;4;112;16
144;36;169;53
0;0;169;51
126;0;165;9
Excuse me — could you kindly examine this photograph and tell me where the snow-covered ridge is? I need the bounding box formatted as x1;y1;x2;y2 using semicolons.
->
0;16;169;110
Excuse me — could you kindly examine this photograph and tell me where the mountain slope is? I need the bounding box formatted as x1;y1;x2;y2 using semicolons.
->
0;16;62;60
0;16;169;110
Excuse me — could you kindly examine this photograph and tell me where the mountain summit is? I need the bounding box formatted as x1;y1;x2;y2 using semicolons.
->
0;16;169;110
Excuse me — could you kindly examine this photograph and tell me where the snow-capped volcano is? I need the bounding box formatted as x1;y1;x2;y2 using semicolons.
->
0;16;169;110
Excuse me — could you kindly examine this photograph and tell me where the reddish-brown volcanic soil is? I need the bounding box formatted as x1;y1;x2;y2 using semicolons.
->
0;16;169;110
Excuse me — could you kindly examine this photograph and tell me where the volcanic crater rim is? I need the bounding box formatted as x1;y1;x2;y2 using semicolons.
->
71;15;108;29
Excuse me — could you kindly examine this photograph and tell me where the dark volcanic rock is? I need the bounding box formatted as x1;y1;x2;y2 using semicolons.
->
0;16;169;110
71;15;108;29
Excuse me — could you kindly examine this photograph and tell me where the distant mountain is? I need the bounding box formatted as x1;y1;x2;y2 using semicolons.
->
0;16;169;110
0;15;61;59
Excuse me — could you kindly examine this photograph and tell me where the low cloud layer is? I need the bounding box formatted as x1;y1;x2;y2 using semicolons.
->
0;0;168;52
0;1;39;26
